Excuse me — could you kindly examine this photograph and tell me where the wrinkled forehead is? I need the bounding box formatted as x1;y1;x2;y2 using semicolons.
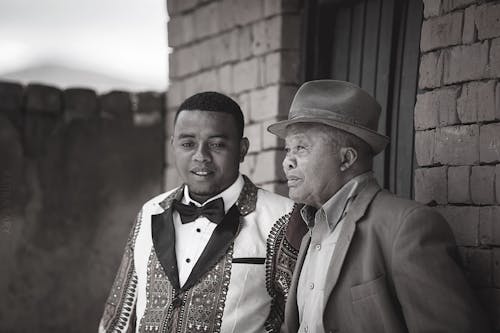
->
284;122;339;138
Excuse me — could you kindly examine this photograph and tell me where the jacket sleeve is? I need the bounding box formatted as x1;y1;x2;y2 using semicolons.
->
266;204;307;333
391;206;491;332
98;212;142;333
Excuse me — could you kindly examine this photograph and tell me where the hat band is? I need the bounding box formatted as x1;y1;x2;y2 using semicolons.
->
289;107;360;126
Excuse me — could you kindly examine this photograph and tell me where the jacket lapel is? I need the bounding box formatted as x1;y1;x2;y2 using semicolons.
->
151;187;184;291
323;179;381;301
284;232;311;333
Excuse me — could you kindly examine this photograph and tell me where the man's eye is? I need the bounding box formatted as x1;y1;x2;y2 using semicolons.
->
284;147;290;153
181;142;194;148
209;142;225;149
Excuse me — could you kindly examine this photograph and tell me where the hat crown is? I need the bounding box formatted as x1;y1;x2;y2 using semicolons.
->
289;80;381;132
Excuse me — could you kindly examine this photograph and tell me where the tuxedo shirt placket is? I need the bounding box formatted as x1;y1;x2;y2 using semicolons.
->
173;175;244;287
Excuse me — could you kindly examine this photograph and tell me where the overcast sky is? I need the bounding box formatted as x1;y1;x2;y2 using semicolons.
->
0;0;168;91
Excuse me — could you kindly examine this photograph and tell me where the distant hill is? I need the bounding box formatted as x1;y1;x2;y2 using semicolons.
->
0;63;164;93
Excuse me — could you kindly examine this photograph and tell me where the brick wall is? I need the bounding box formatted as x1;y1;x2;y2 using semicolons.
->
166;0;303;194
0;81;164;332
416;0;500;327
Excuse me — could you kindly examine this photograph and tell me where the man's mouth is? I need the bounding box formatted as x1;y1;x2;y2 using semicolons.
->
191;168;214;177
286;176;301;187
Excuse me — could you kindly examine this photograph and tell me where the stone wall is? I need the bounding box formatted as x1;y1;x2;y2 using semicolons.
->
416;0;500;328
166;0;303;194
0;81;165;332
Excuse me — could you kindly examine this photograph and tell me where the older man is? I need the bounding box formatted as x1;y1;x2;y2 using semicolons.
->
268;80;490;333
99;91;303;333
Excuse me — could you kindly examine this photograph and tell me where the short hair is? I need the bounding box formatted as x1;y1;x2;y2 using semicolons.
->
175;91;244;138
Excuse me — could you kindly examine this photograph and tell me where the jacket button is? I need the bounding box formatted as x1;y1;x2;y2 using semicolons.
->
171;296;183;308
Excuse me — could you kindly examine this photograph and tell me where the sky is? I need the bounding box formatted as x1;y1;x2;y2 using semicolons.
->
0;0;168;92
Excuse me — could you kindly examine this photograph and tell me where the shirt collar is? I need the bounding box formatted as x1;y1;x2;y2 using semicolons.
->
300;172;374;230
183;174;245;214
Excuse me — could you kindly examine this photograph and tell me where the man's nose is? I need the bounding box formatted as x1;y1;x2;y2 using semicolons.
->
282;154;296;171
193;144;211;162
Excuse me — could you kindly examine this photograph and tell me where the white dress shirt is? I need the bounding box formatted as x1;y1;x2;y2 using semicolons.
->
174;175;244;287
297;172;373;333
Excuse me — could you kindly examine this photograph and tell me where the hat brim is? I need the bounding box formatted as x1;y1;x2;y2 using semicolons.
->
267;117;390;154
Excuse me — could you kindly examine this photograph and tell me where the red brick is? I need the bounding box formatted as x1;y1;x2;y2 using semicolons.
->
234;0;264;26
245;122;262;153
25;84;61;114
249;85;280;122
197;38;216;70
488;37;500;78
63;88;98;119
457;81;496;123
236;92;251;124
415;130;436;167
264;0;300;17
420;12;463;52
447;166;471;203
194;2;220;39
462;5;476;44
476;3;500;40
423;0;442;18
435;125;479;165
167;0;197;16
217;64;234;95
497;165;500;204
414;166;448;205
252;20;270;56
173;46;201;78
443;42;489;84
460;248;492;288
471;165;496;205
250;150;286;184
479;206;500;246
263;51;300;85
236;26;253;60
442;0;476;12
197;69;219;92
166;80;185;109
415;87;458;129
480;123;500;163
439;206;478;246
218;0;236;32
233;58;261;93
418;51;444;89
167;14;195;48
414;93;439;130
262;118;285;149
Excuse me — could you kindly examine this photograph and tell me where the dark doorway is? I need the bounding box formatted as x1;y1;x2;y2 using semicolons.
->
301;0;423;198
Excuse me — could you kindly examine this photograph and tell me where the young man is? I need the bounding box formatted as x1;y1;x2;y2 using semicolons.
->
268;80;490;333
99;92;304;333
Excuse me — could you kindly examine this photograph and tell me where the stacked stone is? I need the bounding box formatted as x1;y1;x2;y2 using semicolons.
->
166;0;303;194
415;0;500;326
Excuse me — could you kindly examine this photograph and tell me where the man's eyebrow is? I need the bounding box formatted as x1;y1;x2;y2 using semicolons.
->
177;134;195;139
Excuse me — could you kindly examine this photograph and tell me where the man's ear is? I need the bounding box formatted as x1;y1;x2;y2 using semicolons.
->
339;147;358;171
239;137;249;162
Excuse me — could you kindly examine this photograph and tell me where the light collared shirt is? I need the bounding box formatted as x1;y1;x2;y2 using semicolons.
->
174;174;244;287
297;172;374;333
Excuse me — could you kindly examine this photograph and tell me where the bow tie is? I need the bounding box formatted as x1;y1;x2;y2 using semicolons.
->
172;198;225;225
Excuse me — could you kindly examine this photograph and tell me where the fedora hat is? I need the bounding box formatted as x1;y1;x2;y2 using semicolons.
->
267;80;389;154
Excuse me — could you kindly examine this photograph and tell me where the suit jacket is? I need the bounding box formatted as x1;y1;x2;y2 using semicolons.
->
282;179;490;333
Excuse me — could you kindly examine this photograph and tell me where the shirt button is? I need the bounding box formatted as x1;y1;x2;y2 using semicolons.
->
186;258;191;263
309;282;314;290
315;244;321;251
304;326;308;332
196;228;201;233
